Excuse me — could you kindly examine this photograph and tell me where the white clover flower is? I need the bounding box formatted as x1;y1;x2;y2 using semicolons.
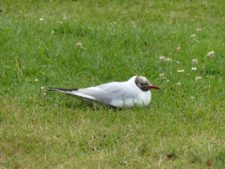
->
39;18;44;21
176;46;181;51
63;14;67;19
51;30;55;34
207;51;215;58
159;73;165;77
166;57;172;62
177;69;185;73
111;21;118;25
35;78;39;82
191;67;197;71
192;58;198;65
159;73;165;80
190;96;194;99
159;55;166;61
159;56;172;62
196;28;202;32
41;86;45;90
76;42;84;49
177;82;181;86
190;34;196;38
57;21;63;24
195;76;202;81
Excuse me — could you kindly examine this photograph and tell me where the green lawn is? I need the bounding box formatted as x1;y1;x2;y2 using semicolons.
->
0;0;225;168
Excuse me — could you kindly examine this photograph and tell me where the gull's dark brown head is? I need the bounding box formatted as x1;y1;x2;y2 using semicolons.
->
135;76;160;91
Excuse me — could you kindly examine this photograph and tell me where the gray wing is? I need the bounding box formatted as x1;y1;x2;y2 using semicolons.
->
76;82;136;106
48;87;97;101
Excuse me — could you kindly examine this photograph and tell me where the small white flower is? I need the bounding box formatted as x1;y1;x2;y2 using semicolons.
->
159;73;165;80
176;46;181;51
63;14;67;19
159;55;166;61
159;56;172;62
206;51;215;58
176;61;180;64
177;82;181;86
76;42;84;49
166;79;170;83
196;28;202;32
192;58;198;65
190;96;194;99
195;76;202;81
191;67;197;71
166;57;172;62
159;73;165;77
190;34;196;38
204;85;211;89
39;18;44;21
51;30;55;34
57;21;63;24
35;78;39;82
177;69;185;73
111;21;118;25
43;92;47;96
41;86;45;90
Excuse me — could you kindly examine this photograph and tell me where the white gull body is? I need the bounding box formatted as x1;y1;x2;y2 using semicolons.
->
49;76;159;108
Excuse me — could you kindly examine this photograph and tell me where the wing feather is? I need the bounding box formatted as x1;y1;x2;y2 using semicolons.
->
77;82;136;106
48;88;96;101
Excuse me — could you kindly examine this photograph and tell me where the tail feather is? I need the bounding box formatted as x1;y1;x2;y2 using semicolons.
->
48;87;118;108
48;87;96;101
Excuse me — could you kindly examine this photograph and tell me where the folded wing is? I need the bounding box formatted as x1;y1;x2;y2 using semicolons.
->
77;82;136;106
48;88;96;101
49;82;136;107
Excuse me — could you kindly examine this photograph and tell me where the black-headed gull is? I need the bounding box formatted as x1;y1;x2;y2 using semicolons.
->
48;76;159;108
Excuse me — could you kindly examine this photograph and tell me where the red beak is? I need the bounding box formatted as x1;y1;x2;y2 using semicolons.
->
148;84;160;90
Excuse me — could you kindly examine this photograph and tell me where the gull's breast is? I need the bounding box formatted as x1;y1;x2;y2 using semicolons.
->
110;91;151;108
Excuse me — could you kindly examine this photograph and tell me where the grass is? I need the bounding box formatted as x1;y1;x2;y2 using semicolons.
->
0;0;225;168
